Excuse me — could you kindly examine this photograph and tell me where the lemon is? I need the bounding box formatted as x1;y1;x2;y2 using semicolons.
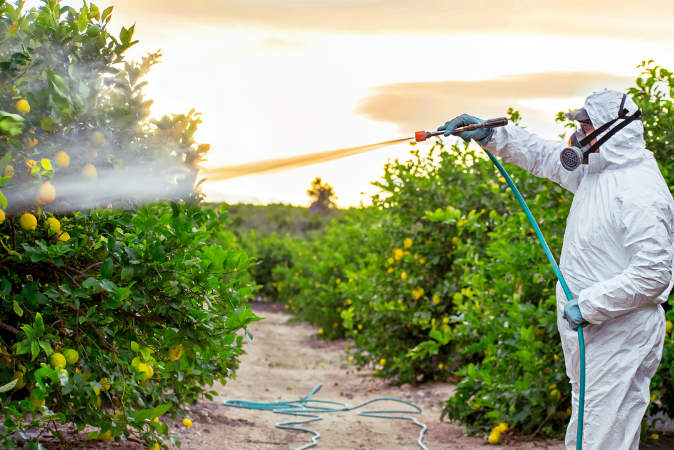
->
19;213;37;231
15;99;30;115
57;232;70;243
63;348;79;365
432;294;440;305
488;429;501;444
182;418;193;427
137;362;153;380
393;248;403;260
91;131;105;147
404;238;412;249
99;377;111;391
36;181;56;204
0;210;4;225
494;422;509;433
50;352;66;370
100;430;112;441
54;151;70;168
149;444;160;450
12;371;25;390
4;165;14;178
401;272;407;281
667;320;672;334
379;358;386;366
45;217;60;233
168;344;183;361
26;159;37;176
82;163;97;179
317;328;324;335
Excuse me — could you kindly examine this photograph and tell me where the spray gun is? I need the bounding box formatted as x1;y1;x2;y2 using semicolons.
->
414;117;508;142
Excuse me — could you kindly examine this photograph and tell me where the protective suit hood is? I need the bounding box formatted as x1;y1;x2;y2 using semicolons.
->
583;90;647;171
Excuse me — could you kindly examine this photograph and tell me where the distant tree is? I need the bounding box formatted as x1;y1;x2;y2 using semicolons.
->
307;177;336;213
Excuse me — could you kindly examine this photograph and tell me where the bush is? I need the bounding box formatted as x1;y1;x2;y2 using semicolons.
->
0;203;257;448
0;3;257;448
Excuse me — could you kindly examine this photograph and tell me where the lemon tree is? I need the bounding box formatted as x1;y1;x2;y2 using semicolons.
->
0;2;258;448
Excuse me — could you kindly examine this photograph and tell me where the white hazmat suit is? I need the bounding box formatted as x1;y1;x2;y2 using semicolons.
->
482;90;674;450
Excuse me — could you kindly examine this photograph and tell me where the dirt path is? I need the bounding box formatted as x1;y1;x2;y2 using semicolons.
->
170;302;565;450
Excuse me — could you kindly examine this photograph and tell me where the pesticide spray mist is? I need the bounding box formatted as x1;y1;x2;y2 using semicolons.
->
201;137;411;181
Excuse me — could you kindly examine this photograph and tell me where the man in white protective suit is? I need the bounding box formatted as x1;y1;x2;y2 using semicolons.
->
438;89;674;450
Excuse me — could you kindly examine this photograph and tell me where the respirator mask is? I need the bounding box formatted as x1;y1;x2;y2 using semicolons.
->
560;94;642;171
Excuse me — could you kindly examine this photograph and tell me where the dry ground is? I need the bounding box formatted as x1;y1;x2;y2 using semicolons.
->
42;301;672;449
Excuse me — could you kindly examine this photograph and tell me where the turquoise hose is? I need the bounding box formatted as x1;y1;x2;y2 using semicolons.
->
484;151;585;450
224;383;428;449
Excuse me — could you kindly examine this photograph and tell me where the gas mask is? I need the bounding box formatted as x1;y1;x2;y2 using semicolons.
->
560;94;642;171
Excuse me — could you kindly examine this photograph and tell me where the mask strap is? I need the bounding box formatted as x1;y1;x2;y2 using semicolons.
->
578;94;630;147
582;109;642;157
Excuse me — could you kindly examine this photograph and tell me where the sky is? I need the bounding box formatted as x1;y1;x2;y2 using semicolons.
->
24;1;674;206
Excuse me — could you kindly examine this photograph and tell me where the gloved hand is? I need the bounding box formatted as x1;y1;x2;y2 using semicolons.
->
563;299;588;330
437;114;494;147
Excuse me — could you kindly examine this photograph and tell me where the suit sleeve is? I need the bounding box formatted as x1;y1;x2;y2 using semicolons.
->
483;125;587;193
577;201;674;324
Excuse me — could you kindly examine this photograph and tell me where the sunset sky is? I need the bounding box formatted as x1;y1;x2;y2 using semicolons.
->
26;1;674;206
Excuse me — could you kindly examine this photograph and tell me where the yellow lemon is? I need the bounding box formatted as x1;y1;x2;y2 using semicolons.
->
393;248;404;260
494;422;509;433
136;362;153;380
90;131;105;147
403;238;412;249
57;232;70;243
667;320;672;334
432;294;440;305
4;165;14;178
63;348;79;365
19;213;37;231
50;352;66;370
45;217;60;233
379;358;386;366
54;151;70;168
401;272;407;281
36;181;56;205
168;344;183;361
99;377;111;391
451;236;459;245
413;287;424;300
82;163;97;179
12;371;25;390
149;443;160;450
0;210;4;225
318;328;324;335
348;356;354;362
488;429;501;444
550;389;561;401
15;99;30;115
182;418;193;427
26;159;37;176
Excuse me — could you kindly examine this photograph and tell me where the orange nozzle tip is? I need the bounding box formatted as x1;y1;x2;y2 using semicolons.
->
415;131;427;142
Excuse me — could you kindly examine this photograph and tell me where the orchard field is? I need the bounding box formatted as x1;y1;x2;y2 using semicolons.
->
0;1;673;449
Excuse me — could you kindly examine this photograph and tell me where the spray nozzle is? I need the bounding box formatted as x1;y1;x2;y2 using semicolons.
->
414;117;508;142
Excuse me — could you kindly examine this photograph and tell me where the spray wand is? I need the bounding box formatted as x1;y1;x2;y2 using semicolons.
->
413;117;508;142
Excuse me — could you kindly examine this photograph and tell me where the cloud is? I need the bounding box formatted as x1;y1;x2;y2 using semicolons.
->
110;0;674;40
355;72;633;132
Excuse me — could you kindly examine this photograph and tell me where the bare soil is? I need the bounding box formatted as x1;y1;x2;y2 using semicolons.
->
39;302;672;449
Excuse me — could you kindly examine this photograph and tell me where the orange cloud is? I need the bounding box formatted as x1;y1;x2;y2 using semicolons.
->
111;0;674;40
356;72;633;131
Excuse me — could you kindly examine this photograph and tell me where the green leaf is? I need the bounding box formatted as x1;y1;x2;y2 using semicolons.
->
132;403;171;422
101;257;114;278
12;300;23;316
31;340;40;360
77;10;88;32
0;111;25;136
101;6;113;22
34;312;45;336
0;379;18;393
